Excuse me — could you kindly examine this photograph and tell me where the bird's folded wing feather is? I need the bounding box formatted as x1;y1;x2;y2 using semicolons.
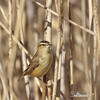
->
22;52;39;76
23;62;39;76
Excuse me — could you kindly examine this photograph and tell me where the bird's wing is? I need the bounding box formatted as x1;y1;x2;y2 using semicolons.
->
23;62;39;76
22;51;39;76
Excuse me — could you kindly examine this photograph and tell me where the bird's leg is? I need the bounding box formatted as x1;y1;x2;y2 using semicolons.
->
41;75;47;100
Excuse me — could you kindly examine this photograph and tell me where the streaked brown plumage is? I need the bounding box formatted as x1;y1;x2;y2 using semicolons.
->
21;40;53;78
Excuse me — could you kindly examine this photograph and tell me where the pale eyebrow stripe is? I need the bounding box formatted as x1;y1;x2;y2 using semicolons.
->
39;44;47;46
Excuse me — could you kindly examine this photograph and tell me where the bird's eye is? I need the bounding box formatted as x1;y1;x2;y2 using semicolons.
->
46;45;49;47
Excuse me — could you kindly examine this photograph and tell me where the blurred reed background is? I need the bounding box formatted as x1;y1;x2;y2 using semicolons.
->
0;0;100;100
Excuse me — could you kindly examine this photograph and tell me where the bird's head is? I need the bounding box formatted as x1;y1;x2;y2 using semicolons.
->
38;40;52;53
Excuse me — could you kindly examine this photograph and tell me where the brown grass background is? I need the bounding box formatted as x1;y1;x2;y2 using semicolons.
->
0;0;100;100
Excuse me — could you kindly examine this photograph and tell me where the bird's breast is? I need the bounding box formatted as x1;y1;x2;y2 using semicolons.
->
39;53;53;67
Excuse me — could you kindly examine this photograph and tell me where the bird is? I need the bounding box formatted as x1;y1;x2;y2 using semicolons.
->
21;40;53;78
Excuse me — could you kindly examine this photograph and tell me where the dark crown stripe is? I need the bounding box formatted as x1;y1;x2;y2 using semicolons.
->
40;40;50;44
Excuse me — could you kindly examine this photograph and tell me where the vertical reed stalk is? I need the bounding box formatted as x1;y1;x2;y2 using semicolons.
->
88;0;93;29
19;8;30;100
81;1;91;100
33;34;39;100
88;0;94;100
52;0;63;100
63;1;71;100
44;0;52;42
93;0;100;100
43;0;52;99
0;63;9;100
8;0;14;100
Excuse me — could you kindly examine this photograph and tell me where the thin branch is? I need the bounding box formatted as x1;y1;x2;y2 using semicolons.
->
32;0;58;16
32;0;95;36
67;19;95;36
0;63;10;100
0;6;8;23
0;21;43;94
0;21;32;58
